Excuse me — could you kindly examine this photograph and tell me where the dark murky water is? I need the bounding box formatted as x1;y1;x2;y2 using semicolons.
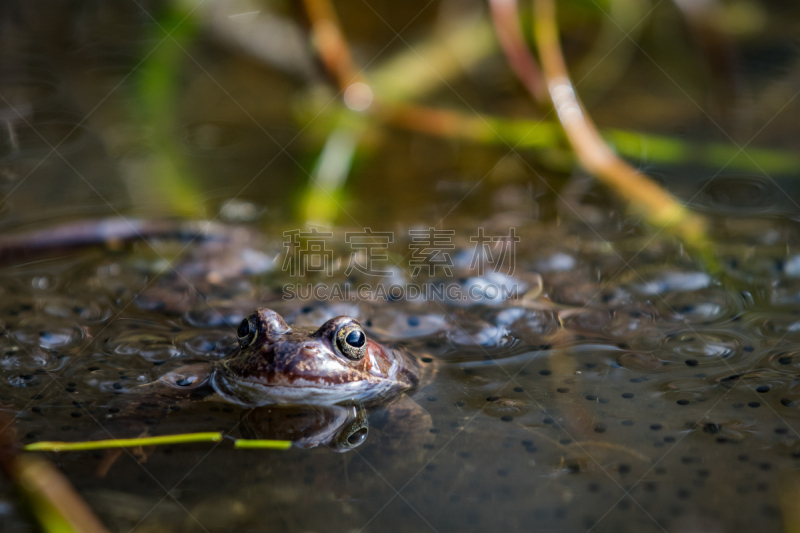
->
2;2;800;533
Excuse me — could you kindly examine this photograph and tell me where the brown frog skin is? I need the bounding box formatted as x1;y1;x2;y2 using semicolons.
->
158;308;422;407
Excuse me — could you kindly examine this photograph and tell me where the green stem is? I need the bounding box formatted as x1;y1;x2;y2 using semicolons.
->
24;432;294;452
133;2;205;217
233;440;294;450
24;432;223;452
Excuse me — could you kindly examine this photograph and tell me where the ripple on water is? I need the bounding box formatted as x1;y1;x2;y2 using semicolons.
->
184;302;255;328
80;364;154;393
692;175;785;216
630;269;711;296
713;369;794;397
617;350;665;373
10;318;85;351
487;307;559;346
175;331;238;360
768;280;800;308
627;328;751;369
560;309;616;337
749;313;800;342
0;340;65;372
364;309;448;340
90;262;148;298
438;272;531;307
657;287;748;325
446;321;510;348
106;331;181;363
661;377;714;396
41;295;113;325
662;329;747;366
286;302;364;327
134;284;196;314
760;349;800;374
548;277;633;307
482;397;532;420
560;305;657;338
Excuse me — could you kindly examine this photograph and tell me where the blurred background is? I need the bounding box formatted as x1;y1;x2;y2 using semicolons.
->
1;0;798;232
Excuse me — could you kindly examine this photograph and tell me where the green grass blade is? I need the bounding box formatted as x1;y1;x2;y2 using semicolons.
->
233;439;293;450
24;432;224;452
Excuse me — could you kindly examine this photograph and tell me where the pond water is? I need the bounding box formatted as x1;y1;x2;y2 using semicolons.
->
2;2;800;533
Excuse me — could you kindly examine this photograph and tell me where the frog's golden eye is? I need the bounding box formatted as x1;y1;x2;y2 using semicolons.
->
237;315;258;348
334;418;368;451
335;324;367;361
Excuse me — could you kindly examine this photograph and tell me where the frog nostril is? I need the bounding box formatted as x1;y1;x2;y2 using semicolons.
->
301;344;318;356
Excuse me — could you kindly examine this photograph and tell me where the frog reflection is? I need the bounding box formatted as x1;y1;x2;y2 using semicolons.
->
240;404;369;452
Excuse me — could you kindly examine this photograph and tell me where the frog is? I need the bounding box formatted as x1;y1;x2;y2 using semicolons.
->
157;307;423;407
97;306;433;457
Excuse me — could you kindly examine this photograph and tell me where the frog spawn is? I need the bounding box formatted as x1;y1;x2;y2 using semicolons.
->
3;219;800;533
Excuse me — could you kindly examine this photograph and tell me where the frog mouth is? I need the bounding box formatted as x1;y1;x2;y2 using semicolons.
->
210;369;399;407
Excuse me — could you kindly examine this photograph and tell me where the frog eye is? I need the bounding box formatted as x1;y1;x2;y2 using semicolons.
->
237;315;258;348
335;324;367;361
332;412;369;451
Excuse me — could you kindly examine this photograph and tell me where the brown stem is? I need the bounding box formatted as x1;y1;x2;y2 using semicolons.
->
488;0;547;105
531;0;709;249
301;0;365;90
